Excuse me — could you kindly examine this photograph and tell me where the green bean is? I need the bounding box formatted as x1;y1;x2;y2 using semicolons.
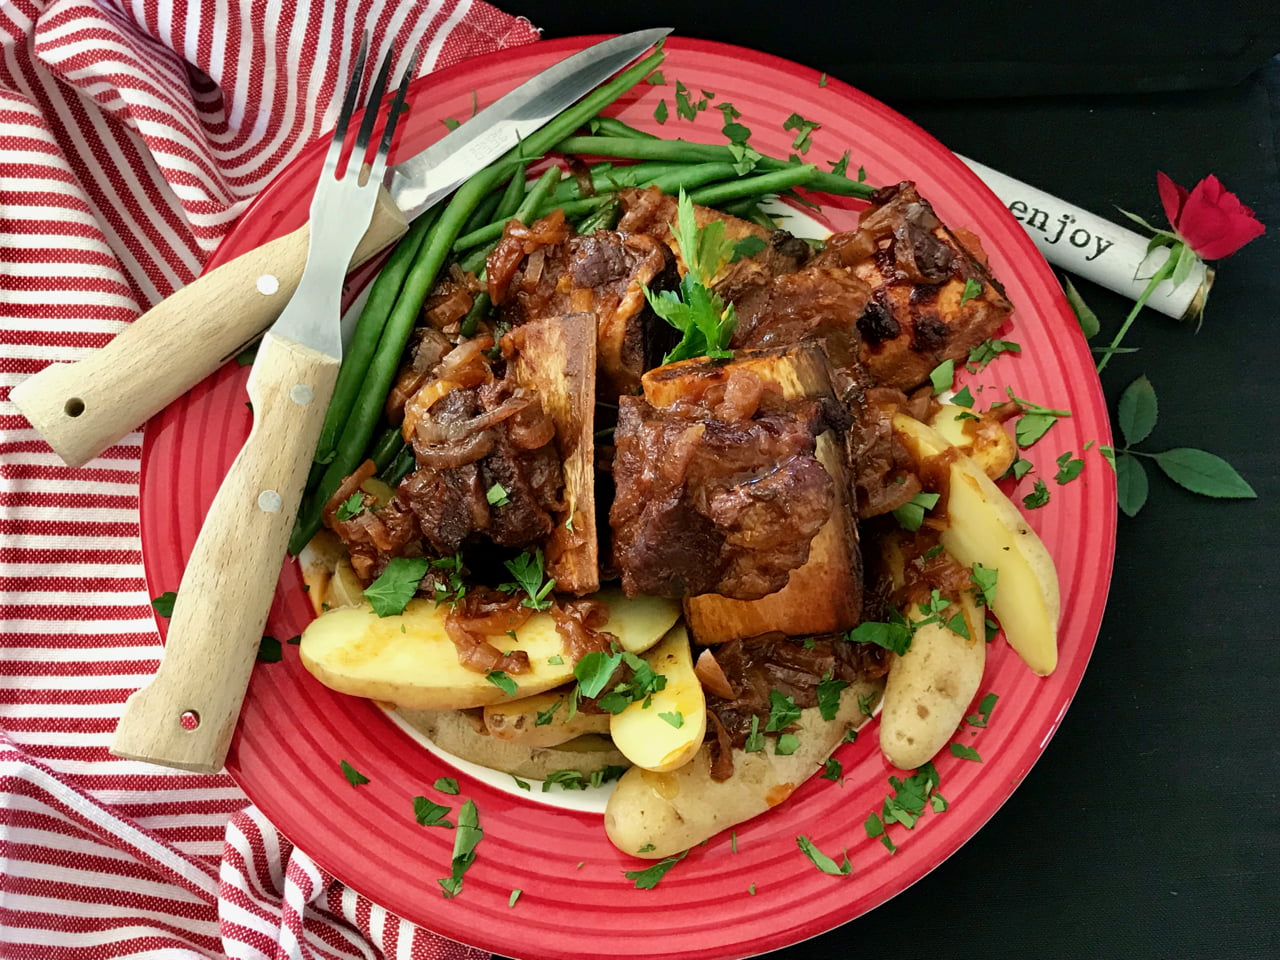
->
452;196;612;252
514;166;563;224
368;424;405;471
311;206;438;467
459;242;495;276
493;162;528;221
459;290;492;339
573;200;621;234
379;444;416;487
551;136;876;199
460;188;503;235
590;115;660;140
644;162;742;196
549;161;687;202
290;47;668;553
689;166;816;207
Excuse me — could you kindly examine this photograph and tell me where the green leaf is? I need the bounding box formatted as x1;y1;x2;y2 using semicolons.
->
944;611;970;641
774;733;800;755
970;563;998;607
1170;241;1197;288
486;671;517;696
966;338;1021;373
437;799;482;898
730;235;767;263
1015;413;1059;448
722;121;752;144
1117;375;1158;446
659;711;684;728
765;689;802;732
821;757;843;782
744;715;764;753
1098;444;1117;471
1115;207;1162;233
951;385;975;408
892;491;940;532
1022;478;1050;509
949;742;982;762
845;620;913;656
434;777;460;795
795;835;852;875
508;889;522;907
1115;453;1149;517
929;359;955;395
816;675;849;722
335;492;364;521
1054;451;1085;485
534;700;561;726
818;72;828;87
959;277;983;305
829;150;850;177
151;591;177;617
782;112;821;154
442;117;460;132
340;760;369;786
653;99;668;124
413;796;454;828
1002;457;1034;481
573;650;620;699
624;850;688;889
646;70;666;85
256;636;282;663
485;483;510;507
966;691;998;728
500;549;555;611
1152;448;1256;499
364;557;431;617
1062;277;1099;340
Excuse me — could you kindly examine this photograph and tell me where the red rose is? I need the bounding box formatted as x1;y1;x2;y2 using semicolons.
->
1157;172;1265;260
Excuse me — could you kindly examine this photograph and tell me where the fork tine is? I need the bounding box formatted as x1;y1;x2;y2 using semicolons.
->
350;42;397;176
366;48;420;185
326;31;370;172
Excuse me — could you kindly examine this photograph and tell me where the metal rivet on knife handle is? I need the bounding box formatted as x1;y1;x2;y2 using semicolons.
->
8;188;406;469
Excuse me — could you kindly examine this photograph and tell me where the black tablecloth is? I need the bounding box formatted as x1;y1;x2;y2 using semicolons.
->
511;7;1280;956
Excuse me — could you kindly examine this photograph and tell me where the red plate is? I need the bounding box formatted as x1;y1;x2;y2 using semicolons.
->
140;36;1115;960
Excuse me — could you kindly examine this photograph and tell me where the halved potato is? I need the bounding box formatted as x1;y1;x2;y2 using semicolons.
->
609;625;707;772
892;413;1059;675
928;402;1016;480
483;689;610;747
299;588;681;710
398;707;628;780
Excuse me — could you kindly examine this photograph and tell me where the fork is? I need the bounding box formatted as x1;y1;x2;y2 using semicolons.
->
110;35;417;773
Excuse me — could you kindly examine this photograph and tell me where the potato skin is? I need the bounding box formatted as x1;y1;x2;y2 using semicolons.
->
879;601;985;770
398;708;628;781
483;690;611;747
604;677;884;859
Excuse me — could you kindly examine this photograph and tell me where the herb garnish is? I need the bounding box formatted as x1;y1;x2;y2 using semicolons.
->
486;671;517;696
821;757;843;783
413;796;454;828
541;766;628;792
499;548;556;611
774;733;800;755
892;491;940;532
437;799;482;898
1022;478;1051;509
764;690;802;732
151;591;177;617
966;338;1021;373
795;835;851;875
966;692;999;728
508;889;522;907
364;557;431;617
645;190;740;363
257;636;282;662
624;849;688;889
951;385;975;408
653;99;668;124
1055;450;1085;484
959;277;983;305
815;675;849;721
844;616;913;656
970;563;998;607
929;358;955;394
744;715;764;753
782;112;821;154
949;742;982;762
1002;456;1034;481
534;700;562;727
434;777;460;795
340;760;369;786
485;482;510;507
659;711;684;728
335;492;364;521
1006;388;1071;448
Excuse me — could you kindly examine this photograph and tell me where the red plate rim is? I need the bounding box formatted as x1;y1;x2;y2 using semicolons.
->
140;34;1116;960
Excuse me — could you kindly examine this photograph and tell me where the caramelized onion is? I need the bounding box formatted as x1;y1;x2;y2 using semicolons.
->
550;599;618;662
444;590;533;674
694;648;736;699
322;459;376;527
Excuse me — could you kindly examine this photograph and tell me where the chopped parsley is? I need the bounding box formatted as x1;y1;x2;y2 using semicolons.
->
335;492;364;521
764;690;802;732
1007;389;1071;448
892;491;940;532
674;80;708;121
857;692;876;717
437;799;482;898
534;700;562;727
546;654;564;666
434;777;460;795
774;733;800;755
1022;478;1051;509
1055;450;1085;484
951;385;975;408
623;849;688;889
340;760;369;786
512;776;530;791
966;692;999;728
929;359;955;394
508;889;521;907
820;757;843;783
949;742;982;762
959;277;983;305
646;71;666;85
1003;456;1035;481
966;338;1022;373
782;112;821;153
541;766;628;792
653;99;669;124
659;711;684;728
428;553;467;608
944;611;970;641
864;812;896;853
815;675;849;721
364;557;431;617
744;715;764;753
844;618;913;656
645;189;740;363
256;636;282;662
486;671;517;696
970;563;998;607
795;835;851;875
829;150;850;177
413;796;453;828
499;548;555;611
151;591;177;617
485;482;510;507
730;235;767;262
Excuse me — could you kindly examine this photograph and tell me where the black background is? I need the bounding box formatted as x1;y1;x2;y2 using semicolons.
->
506;4;1280;958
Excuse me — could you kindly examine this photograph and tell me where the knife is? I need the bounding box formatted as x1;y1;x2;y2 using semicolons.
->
10;28;671;469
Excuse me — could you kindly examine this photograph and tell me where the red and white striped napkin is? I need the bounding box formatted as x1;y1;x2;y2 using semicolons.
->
0;1;538;956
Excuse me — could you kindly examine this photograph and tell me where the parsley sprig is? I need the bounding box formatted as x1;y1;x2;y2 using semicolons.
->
499;549;556;611
644;189;740;363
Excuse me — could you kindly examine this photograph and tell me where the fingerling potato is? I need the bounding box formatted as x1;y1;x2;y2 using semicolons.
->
483;689;611;746
609;625;707;772
604;677;884;859
300;589;680;710
927;402;1016;480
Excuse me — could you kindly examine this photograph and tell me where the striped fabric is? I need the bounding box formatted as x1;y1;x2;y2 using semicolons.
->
0;1;537;955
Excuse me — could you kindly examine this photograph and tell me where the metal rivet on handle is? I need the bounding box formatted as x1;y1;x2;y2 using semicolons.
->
257;489;282;513
256;274;280;296
290;384;314;406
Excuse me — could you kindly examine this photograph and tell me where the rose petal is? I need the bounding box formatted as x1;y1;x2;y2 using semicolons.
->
1156;171;1188;228
1178;175;1266;259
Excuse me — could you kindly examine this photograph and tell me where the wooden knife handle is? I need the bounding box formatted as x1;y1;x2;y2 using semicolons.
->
9;189;405;468
110;333;340;772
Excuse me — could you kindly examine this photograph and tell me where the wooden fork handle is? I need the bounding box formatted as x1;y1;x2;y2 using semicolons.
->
10;189;405;468
110;333;340;773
